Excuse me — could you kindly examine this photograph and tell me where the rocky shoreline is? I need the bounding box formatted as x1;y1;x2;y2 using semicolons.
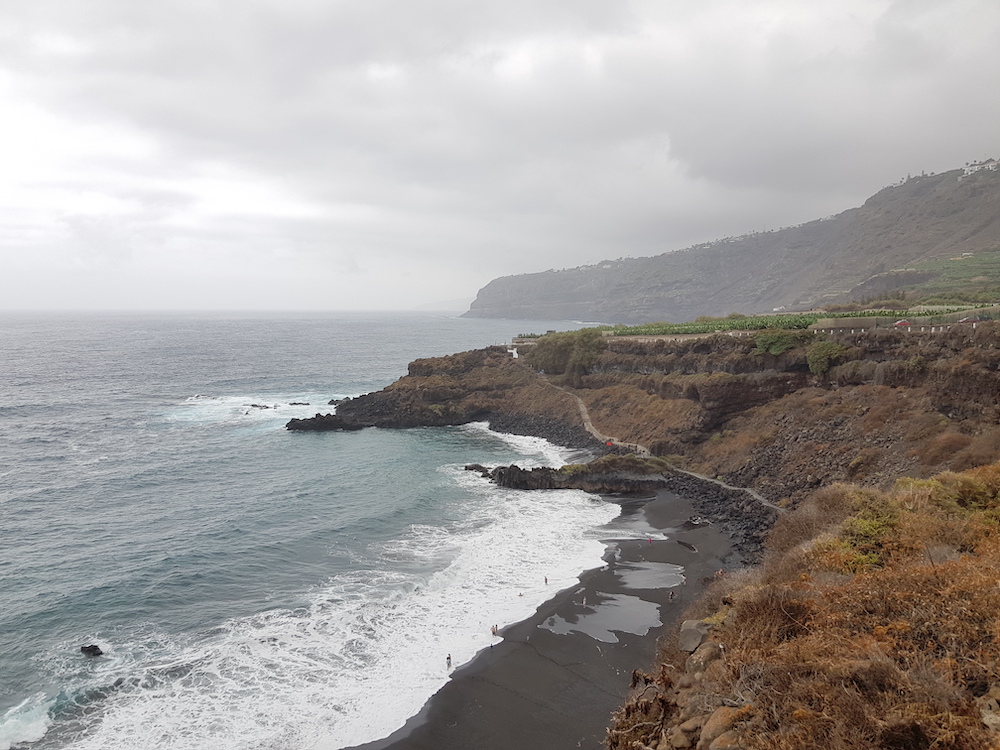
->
288;372;778;563
465;461;777;564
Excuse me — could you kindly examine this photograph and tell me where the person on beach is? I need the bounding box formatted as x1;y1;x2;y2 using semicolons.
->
446;654;452;668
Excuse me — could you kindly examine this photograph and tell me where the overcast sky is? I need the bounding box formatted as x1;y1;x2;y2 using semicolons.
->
1;0;998;311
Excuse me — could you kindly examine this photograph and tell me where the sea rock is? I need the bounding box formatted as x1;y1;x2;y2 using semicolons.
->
669;727;694;748
80;644;103;657
679;715;708;734
285;413;367;431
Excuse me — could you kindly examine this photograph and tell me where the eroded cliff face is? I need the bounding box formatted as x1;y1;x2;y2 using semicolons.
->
307;323;1000;508
333;346;599;449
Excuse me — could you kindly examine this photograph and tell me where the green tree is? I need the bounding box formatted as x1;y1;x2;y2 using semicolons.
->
526;328;606;383
807;341;847;376
753;329;809;355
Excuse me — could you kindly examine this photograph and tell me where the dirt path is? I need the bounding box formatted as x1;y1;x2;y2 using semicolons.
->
539;374;784;514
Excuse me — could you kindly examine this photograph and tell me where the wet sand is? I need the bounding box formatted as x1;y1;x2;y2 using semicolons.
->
347;490;739;750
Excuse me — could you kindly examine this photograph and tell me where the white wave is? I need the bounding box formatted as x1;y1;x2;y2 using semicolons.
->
45;466;618;750
457;421;582;467
0;694;53;750
167;393;352;427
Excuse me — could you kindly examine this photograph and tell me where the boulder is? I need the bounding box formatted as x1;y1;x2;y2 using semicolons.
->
708;730;745;750
686;642;723;674
80;644;103;657
697;707;742;750
679;620;714;653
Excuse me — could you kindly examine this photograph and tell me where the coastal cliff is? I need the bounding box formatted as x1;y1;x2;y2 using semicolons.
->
295;322;1000;508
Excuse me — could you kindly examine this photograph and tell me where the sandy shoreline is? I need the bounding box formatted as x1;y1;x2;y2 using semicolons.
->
346;489;739;750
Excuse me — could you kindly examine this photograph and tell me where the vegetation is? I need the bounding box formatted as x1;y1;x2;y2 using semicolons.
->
753;330;813;356
523;327;606;385
806;341;848;375
610;462;1000;749
909;248;1000;305
600;306;992;337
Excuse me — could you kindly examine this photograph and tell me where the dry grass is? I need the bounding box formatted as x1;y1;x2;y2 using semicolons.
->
610;461;1000;750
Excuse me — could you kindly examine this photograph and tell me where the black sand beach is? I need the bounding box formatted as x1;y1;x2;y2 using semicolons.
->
348;490;739;750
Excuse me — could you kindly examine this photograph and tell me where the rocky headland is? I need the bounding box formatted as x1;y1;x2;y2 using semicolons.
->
290;322;1000;508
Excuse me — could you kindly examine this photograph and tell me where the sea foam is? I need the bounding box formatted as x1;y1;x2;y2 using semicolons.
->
35;434;618;750
0;695;53;750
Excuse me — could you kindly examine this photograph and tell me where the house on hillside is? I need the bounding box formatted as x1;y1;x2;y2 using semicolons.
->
961;158;998;179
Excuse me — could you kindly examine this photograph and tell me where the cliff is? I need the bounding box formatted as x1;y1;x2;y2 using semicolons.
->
464;167;1000;323
300;323;1000;508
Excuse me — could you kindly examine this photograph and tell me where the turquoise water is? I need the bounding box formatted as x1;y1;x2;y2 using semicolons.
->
0;311;629;750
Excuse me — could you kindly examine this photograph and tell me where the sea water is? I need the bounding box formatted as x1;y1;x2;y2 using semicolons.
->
0;312;635;750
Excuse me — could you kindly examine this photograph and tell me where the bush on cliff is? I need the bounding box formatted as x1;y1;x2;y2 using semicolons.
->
525;328;606;381
806;340;849;376
752;329;812;356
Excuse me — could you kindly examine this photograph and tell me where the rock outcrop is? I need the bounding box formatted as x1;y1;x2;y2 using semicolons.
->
290;323;1000;510
285;413;366;431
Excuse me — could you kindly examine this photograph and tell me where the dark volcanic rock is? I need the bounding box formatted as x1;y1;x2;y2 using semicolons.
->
484;464;775;563
80;644;103;657
485;413;603;451
285;413;368;431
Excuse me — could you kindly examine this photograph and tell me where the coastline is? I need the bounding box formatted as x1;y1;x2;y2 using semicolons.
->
345;489;739;750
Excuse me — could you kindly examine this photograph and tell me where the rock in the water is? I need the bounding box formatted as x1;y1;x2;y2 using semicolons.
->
80;644;103;657
285;413;367;431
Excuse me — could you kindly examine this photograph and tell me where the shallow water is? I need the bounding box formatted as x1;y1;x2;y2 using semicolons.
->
2;311;644;750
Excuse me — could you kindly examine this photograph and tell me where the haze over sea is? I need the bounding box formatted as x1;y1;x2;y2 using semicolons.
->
0;311;654;750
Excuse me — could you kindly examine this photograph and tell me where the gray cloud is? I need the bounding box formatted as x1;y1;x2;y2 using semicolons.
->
1;0;998;310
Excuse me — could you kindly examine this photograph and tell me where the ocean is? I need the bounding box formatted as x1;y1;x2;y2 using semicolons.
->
0;311;648;750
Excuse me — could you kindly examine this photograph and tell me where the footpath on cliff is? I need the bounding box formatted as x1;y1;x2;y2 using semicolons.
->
537;374;785;516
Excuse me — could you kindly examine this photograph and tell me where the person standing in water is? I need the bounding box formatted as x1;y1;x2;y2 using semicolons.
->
446;654;452;669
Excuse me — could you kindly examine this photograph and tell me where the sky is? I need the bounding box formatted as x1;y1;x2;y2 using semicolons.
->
1;0;998;312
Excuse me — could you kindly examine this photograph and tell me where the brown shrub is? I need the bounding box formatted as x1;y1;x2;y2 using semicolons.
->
920;431;973;466
630;460;1000;750
951;428;1000;472
765;484;856;556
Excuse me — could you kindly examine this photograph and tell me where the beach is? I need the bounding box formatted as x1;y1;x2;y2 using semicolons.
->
348;489;740;750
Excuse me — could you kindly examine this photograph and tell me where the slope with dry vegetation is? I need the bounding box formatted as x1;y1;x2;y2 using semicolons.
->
607;463;1000;750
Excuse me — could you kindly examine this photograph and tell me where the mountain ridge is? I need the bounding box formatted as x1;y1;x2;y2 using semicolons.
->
464;164;1000;323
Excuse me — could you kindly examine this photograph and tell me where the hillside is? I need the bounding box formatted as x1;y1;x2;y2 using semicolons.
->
464;165;1000;323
